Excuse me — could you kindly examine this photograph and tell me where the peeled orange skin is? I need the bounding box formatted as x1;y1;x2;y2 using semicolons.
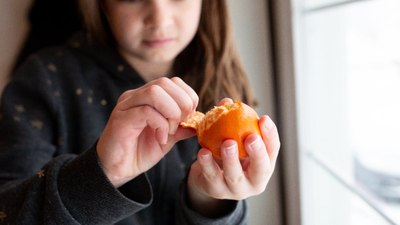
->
182;101;261;160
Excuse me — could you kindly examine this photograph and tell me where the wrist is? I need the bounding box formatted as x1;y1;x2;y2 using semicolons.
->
186;176;233;218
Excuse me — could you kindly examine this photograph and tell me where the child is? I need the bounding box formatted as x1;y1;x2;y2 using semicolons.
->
0;0;280;224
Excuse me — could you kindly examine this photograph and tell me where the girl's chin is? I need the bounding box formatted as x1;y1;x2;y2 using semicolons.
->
143;54;178;64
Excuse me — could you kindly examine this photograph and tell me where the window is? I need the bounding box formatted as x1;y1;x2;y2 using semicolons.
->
292;0;400;224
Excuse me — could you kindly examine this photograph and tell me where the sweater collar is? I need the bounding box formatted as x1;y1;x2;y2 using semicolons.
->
66;32;146;85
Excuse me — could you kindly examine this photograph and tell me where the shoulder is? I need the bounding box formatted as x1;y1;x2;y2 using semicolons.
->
15;46;82;74
28;45;93;70
13;43;105;86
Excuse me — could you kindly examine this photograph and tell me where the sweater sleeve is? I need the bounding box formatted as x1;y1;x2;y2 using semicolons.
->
175;180;248;225
0;53;152;225
0;149;153;225
59;147;153;224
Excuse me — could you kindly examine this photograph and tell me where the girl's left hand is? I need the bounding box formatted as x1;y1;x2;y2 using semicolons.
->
186;99;280;217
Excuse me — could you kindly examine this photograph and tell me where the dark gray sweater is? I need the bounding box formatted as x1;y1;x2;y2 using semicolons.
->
0;34;247;225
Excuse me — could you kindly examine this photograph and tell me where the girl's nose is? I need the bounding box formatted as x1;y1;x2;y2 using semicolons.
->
144;2;173;30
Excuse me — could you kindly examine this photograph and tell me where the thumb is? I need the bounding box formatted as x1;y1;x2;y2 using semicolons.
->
171;126;197;142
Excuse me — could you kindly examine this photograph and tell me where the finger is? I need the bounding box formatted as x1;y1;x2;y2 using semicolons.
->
195;148;229;199
148;79;191;134
221;140;247;193
218;98;234;106
117;89;135;103
170;126;197;143
148;77;195;119
244;134;270;188
113;105;170;144
152;78;195;134
170;77;199;112
118;85;182;134
197;148;223;183
118;84;180;119
138;106;170;144
259;115;281;169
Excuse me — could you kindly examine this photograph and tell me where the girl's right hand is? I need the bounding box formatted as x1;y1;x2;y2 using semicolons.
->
96;77;198;187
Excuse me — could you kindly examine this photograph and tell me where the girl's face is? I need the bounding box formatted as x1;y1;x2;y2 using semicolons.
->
104;0;202;66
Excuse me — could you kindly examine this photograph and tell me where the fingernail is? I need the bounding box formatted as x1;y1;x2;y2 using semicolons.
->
264;116;274;131
200;153;211;161
168;121;178;135
158;128;168;145
249;135;263;152
161;135;168;145
224;143;237;156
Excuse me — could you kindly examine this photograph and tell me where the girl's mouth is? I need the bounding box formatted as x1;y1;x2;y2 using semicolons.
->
143;38;174;48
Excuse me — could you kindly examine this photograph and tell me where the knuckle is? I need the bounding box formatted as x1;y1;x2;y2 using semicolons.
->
156;77;171;86
181;99;193;115
228;191;247;200
118;90;133;102
253;183;267;196
206;186;226;199
263;164;274;178
190;93;199;110
275;139;281;149
168;107;182;121
170;76;183;83
146;84;162;96
213;192;227;200
194;94;199;104
224;174;244;185
204;171;219;183
140;105;155;115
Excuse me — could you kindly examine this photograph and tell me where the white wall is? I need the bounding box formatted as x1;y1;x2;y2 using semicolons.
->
229;1;283;225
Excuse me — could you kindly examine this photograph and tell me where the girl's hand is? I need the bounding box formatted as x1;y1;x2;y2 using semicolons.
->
187;99;280;217
97;77;198;187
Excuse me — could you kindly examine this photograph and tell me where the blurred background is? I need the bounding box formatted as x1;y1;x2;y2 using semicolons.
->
292;0;400;224
1;0;399;224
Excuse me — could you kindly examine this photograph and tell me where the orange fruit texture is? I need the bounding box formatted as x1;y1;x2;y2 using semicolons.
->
181;100;261;160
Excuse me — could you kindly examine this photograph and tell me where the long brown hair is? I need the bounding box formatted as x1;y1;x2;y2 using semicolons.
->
78;0;255;112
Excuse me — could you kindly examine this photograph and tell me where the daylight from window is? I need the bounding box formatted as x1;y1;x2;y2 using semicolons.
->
292;0;400;224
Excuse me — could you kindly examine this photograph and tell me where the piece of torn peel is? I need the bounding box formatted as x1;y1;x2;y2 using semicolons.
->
180;102;238;132
180;111;205;130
